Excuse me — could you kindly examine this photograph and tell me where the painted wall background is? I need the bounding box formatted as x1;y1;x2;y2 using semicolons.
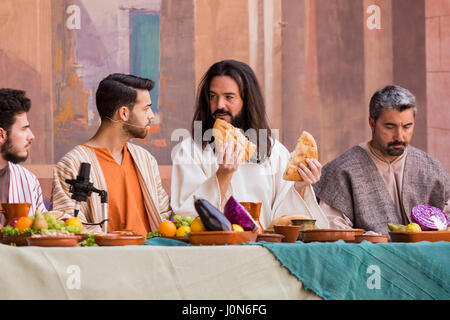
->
0;0;448;200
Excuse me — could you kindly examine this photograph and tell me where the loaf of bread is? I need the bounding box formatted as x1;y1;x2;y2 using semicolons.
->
283;131;318;181
213;118;257;162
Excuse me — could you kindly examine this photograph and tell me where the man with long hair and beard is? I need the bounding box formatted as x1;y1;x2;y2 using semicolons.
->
171;60;330;229
314;85;450;235
51;74;172;235
0;89;47;226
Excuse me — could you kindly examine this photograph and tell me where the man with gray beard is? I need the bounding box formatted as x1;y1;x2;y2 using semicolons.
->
313;85;450;235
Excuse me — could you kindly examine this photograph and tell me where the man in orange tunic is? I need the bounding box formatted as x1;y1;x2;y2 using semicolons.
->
51;74;172;235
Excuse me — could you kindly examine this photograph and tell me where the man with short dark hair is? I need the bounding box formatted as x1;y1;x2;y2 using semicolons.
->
314;85;450;235
0;88;47;225
51;74;171;235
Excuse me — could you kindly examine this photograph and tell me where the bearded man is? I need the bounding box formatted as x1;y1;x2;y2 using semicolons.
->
314;85;450;235
170;60;329;229
51;74;171;235
0;89;47;226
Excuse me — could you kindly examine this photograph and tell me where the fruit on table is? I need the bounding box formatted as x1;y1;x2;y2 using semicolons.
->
15;217;34;232
176;225;191;237
32;210;48;231
190;217;206;232
158;220;177;237
194;198;232;231
232;224;244;232
405;223;422;232
65;217;82;229
387;223;407;232
7;217;20;227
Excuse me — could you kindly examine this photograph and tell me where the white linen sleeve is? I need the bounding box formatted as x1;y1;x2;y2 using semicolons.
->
170;140;222;217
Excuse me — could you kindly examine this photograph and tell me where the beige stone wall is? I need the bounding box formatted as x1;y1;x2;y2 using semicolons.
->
425;0;450;171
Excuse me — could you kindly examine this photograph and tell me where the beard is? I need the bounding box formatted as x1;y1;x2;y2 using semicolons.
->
385;141;407;156
1;136;29;164
212;109;245;128
123;115;150;139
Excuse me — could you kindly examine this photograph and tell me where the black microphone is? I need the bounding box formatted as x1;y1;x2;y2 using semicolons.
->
66;162;93;203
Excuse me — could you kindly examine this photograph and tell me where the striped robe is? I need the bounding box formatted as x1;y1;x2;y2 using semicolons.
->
50;143;172;233
0;163;47;222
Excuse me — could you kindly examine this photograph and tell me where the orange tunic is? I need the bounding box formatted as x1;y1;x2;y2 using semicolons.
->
84;144;151;237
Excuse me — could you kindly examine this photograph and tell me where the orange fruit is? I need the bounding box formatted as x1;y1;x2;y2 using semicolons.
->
16;217;34;232
190;217;206;232
232;224;244;232
176;225;191;237
158;221;177;237
65;217;82;229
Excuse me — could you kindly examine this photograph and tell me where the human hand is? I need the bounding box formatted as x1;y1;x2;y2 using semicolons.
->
217;142;245;176
294;158;322;197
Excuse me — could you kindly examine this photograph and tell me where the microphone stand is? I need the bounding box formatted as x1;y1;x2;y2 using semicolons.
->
66;171;109;233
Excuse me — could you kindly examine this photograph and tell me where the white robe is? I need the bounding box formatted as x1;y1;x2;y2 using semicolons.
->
170;138;330;229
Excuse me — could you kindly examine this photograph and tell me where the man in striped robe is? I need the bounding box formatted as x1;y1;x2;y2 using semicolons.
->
51;74;172;235
0;89;47;226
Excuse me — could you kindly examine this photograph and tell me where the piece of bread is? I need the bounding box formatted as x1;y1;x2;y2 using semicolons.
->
283;131;318;181
213;118;257;162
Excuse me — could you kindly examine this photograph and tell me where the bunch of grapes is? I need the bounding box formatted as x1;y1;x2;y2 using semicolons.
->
44;213;65;230
173;215;193;228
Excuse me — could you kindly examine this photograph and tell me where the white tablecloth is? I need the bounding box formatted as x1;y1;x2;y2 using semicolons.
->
0;244;321;300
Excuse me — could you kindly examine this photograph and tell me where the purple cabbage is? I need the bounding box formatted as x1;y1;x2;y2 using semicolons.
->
224;196;259;231
411;205;449;231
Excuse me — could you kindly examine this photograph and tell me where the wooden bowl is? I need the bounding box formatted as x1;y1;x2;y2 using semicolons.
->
300;229;365;243
389;230;450;243
354;234;388;243
274;225;302;243
256;233;285;242
1;203;31;223
189;231;257;245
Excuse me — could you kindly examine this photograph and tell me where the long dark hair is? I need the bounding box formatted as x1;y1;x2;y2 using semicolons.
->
191;60;272;162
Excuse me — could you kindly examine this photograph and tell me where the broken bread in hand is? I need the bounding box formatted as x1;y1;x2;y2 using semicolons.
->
212;118;257;162
283;131;318;181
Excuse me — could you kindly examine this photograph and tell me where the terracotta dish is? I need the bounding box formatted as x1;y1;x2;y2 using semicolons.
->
389;230;450;243
162;236;191;243
256;233;285;242
1;203;31;223
300;229;365;243
95;233;146;246
1;233;32;246
354;234;388;243
189;231;257;245
27;236;79;247
239;202;264;231
274;225;302;243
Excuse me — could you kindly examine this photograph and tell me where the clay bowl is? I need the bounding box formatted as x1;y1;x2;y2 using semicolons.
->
95;233;146;246
189;231;257;245
274;225;302;243
300;229;365;243
354;234;388;244
256;233;285;243
1;203;31;223
1;233;32;246
291;219;316;231
27;236;79;247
